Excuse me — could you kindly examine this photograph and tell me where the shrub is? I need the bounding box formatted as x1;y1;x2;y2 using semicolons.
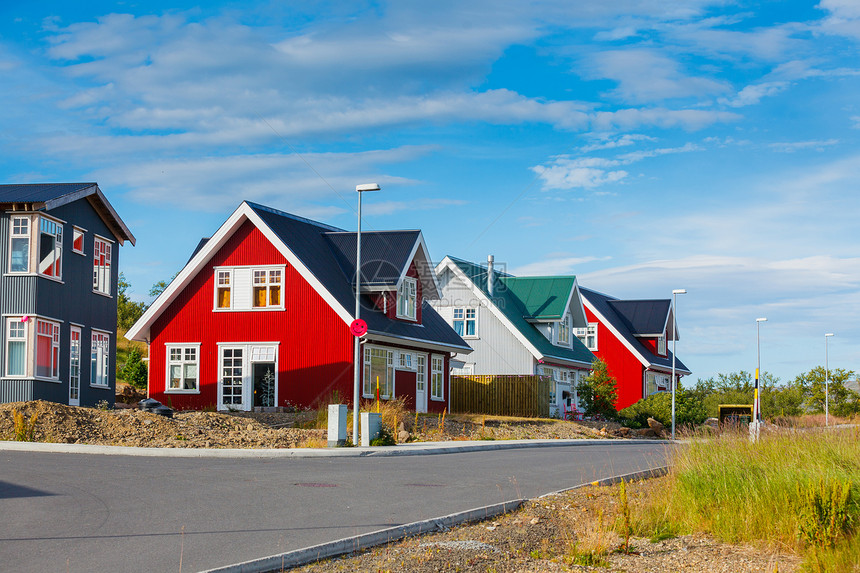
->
577;359;618;419
618;390;707;428
121;347;148;389
12;409;38;441
796;479;855;549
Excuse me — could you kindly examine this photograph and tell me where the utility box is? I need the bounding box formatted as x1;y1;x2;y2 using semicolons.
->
360;412;382;447
327;404;347;447
719;404;753;425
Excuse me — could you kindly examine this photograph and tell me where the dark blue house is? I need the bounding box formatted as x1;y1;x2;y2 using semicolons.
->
1;183;135;407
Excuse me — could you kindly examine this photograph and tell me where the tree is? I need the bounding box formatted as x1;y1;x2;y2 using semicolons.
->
121;346;148;389
149;272;179;299
618;389;707;428
117;272;147;330
577;358;619;419
793;366;858;416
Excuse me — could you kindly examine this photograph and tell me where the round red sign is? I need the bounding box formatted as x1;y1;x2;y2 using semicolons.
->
350;319;368;337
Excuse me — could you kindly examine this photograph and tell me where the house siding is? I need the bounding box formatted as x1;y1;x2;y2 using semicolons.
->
583;306;644;410
434;269;534;375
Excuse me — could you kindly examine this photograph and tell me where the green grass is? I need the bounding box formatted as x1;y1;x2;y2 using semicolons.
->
636;428;860;572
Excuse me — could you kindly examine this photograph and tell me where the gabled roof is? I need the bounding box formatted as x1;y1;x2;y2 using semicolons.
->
502;276;578;321
0;182;135;246
607;299;671;337
127;201;469;353
440;256;594;368
579;287;690;374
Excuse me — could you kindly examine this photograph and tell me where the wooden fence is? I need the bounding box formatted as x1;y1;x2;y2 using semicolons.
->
449;375;550;418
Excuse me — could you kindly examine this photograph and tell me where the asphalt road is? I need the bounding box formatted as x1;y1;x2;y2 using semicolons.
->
1;442;669;572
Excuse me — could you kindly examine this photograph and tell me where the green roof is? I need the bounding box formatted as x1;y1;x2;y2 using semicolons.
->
448;257;594;366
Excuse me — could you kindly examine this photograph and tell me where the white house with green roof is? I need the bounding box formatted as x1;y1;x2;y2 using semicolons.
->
432;255;595;417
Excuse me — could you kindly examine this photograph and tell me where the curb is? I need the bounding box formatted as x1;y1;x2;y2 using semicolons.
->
0;438;669;458
199;465;670;573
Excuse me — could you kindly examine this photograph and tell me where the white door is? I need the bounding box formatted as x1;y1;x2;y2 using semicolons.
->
68;326;81;406
415;354;427;413
219;347;246;411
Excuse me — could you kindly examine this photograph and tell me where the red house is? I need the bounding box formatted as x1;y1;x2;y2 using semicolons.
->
125;202;471;413
578;287;691;410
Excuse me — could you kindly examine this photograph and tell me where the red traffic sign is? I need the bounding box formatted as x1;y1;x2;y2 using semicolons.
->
350;319;368;337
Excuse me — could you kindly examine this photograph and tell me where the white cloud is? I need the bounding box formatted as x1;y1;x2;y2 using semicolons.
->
768;139;839;153
511;255;609;276
583;49;730;103
578;133;656;152
591;108;741;131
719;81;790;107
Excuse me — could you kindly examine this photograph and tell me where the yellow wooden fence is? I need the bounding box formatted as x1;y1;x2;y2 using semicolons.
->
449;375;550;418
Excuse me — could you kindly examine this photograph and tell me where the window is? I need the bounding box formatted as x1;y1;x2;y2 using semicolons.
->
220;347;244;405
363;347;393;398
39;217;63;278
646;371;671;396
657;334;667;355
35;319;60;379
396;277;417;320
452;307;476;337
575;323;598;351
213;266;285;311
90;331;110;387
72;227;85;254
430;354;444;400
93;237;112;295
9;216;30;273
253;269;282;308
557;315;570;346
216;270;232;309
167;345;199;392
69;327;81;405
5;319;27;377
398;351;415;370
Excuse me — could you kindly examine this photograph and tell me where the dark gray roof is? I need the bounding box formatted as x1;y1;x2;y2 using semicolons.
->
607;299;670;336
324;231;420;288
580;287;690;373
0;182;135;245
247;202;470;352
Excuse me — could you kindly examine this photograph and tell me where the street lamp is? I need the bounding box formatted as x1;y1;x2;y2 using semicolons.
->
353;183;381;445
670;289;686;441
750;317;767;442
825;333;834;426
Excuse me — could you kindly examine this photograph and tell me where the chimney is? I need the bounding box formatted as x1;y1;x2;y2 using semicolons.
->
487;255;494;297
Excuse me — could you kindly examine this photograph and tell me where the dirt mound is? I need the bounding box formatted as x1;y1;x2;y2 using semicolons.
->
0;401;324;448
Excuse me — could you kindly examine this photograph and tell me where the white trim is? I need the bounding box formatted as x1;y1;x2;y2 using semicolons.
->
69;325;81;406
126;203;353;342
394;233;442;300
164;343;202;394
365;331;471;354
430;353;445;401
72;226;87;255
396;276;418;321
92;233;116;244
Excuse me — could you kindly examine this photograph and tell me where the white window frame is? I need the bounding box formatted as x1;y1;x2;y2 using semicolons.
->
452;307;477;338
5;318;28;378
416;354;426;393
34;318;61;381
575;322;598;351
215;269;233;310
90;330;110;387
72;226;86;255
556;315;570;346
93;235;113;296
252;268;283;309
657;334;667;356
645;371;671;396
8;215;32;274
398;350;416;371
69;325;81;406
430;354;444;401
38;216;63;280
396;277;417;321
166;343;201;393
363;346;394;398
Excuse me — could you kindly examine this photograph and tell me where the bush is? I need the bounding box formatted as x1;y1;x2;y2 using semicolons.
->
121;347;148;389
618;389;707;428
577;359;619;419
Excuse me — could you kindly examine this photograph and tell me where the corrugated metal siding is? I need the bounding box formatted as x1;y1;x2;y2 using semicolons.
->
0;275;38;315
583;305;644;410
0;380;34;402
434;270;534;375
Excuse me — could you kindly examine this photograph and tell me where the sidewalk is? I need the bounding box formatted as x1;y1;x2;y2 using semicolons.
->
0;436;665;458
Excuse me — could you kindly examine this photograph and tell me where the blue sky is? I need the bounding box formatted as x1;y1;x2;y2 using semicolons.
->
2;1;859;384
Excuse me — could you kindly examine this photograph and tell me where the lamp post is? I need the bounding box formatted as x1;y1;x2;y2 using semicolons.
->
825;333;834;426
670;289;686;441
353;183;381;445
752;317;767;441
